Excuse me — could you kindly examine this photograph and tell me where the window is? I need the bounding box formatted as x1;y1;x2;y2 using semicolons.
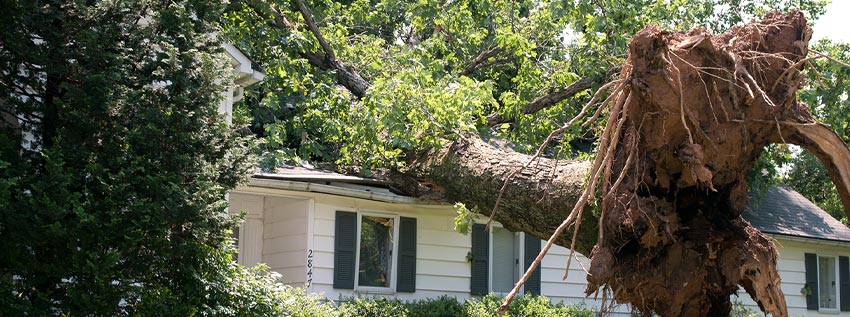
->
804;253;850;312
470;224;541;296
333;211;417;292
491;227;520;294
819;256;838;310
357;215;395;288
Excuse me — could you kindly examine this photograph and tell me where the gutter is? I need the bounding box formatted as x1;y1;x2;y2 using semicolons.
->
766;232;850;248
247;177;429;205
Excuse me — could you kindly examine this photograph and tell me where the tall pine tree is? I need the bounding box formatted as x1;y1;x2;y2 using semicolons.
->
0;1;279;315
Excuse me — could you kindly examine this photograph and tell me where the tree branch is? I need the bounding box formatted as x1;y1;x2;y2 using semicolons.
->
293;0;335;60
459;47;504;76
486;72;612;126
244;0;294;30
242;0;370;99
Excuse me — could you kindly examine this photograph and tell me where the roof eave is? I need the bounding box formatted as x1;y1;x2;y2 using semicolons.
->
766;232;850;247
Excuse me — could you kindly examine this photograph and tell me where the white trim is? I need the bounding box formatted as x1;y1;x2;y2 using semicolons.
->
768;233;850;248
353;211;400;294
248;178;426;204
222;42;265;89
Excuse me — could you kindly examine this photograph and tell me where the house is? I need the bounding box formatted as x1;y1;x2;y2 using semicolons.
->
735;185;850;316
229;168;850;316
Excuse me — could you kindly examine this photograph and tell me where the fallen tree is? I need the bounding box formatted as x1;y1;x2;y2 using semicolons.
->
400;11;850;317
232;3;850;315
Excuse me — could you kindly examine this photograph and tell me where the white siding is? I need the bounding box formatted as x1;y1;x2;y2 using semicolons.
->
232;185;629;314
732;237;850;316
229;193;264;266
263;197;310;286
308;194;472;300
540;244;630;315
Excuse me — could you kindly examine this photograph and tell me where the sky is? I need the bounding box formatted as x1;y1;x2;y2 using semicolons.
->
811;0;850;43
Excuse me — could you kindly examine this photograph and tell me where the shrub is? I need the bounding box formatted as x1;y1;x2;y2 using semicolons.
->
462;294;594;317
405;295;465;317
279;287;338;317
338;297;409;317
322;293;594;317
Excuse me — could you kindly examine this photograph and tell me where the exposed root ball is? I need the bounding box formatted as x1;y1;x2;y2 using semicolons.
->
584;11;818;317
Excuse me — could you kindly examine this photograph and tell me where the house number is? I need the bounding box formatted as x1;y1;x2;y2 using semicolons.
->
306;249;314;287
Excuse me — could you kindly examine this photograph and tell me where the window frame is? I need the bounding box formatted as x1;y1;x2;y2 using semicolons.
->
488;224;526;295
818;254;841;312
353;211;400;294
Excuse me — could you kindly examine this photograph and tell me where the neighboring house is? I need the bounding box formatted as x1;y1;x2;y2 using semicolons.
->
229;168;850;316
735;185;850;316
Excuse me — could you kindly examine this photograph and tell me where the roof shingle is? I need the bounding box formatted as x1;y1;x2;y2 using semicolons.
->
743;185;850;243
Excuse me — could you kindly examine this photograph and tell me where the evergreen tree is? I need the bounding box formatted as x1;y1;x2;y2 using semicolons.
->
0;1;281;315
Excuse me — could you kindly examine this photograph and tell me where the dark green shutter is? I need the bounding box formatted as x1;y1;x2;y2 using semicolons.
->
524;233;542;295
397;217;417;292
334;211;357;289
841;256;850;311
805;253;819;310
470;224;489;295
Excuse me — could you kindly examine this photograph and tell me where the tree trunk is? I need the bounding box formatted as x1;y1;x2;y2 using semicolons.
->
399;136;598;255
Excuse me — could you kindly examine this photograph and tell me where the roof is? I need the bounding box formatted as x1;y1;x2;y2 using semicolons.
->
744;184;850;243
254;166;391;186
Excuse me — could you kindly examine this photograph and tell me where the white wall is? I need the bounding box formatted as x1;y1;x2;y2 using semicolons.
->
308;193;473;300
733;237;850;316
263;196;310;286
541;244;630;314
229;193;264;266
232;184;629;315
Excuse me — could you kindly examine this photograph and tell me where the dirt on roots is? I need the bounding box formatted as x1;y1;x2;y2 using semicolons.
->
582;11;846;316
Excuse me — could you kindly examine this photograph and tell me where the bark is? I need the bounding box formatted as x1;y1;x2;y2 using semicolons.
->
397;136;598;255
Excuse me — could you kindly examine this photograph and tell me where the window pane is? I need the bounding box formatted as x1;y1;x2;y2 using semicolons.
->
819;256;837;309
358;216;394;287
492;227;518;293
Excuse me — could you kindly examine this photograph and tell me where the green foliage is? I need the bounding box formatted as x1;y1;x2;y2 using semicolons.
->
329;294;593;317
223;0;829;175
0;0;283;315
453;202;479;235
730;298;759;317
339;297;411;317
461;294;594;317
748;144;793;200
404;295;466;317
786;150;845;221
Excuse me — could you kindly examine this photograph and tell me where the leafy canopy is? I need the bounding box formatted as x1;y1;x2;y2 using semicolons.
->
223;0;829;173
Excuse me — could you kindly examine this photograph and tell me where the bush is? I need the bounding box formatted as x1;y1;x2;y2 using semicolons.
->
279;287;338;317
462;294;594;317
406;296;465;317
298;293;594;317
339;297;409;317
